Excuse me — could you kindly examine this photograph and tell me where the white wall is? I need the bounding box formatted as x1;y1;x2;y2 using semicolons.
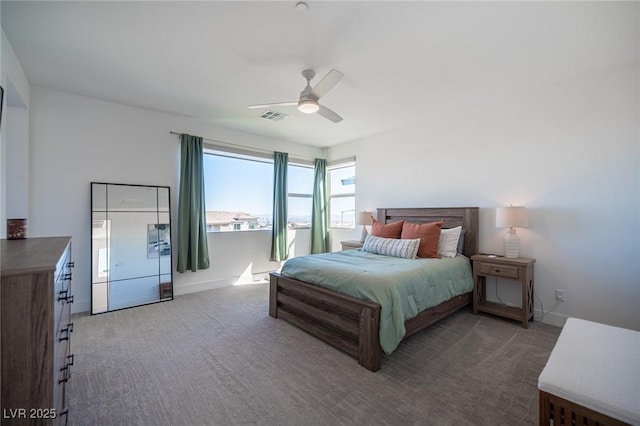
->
1;29;30;237
29;86;323;313
5;106;28;218
328;61;640;330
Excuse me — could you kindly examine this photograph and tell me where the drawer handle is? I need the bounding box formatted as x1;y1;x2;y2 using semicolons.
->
67;353;75;366
59;364;71;384
63;273;72;281
59;408;69;425
58;289;70;302
58;290;74;304
59;327;72;342
67;261;75;268
495;269;500;273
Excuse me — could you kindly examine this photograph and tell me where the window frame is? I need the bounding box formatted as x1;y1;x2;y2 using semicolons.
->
202;148;316;233
287;162;314;229
327;160;356;230
203;149;274;233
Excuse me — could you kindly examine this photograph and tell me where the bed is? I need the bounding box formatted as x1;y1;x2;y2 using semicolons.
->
538;318;640;426
268;207;479;371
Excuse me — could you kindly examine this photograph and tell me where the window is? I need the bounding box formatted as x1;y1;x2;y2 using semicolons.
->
288;163;314;229
203;151;273;232
203;150;316;232
328;162;356;229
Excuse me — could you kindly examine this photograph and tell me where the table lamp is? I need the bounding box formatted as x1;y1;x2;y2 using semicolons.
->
496;205;529;258
357;211;373;242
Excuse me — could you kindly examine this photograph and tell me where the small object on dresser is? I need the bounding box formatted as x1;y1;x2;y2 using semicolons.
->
7;218;27;239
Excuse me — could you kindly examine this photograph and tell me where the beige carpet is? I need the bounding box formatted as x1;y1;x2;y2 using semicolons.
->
68;284;560;425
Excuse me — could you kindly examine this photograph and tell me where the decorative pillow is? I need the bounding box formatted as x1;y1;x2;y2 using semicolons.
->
457;228;466;254
362;235;420;259
370;218;404;239
438;226;463;258
401;221;444;258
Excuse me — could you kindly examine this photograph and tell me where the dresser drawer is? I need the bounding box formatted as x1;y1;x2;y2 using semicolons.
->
54;344;70;426
54;243;71;284
53;381;67;426
477;262;520;279
56;315;73;349
55;278;73;330
55;338;73;397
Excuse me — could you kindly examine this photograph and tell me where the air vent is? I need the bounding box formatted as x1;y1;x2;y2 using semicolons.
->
259;110;288;121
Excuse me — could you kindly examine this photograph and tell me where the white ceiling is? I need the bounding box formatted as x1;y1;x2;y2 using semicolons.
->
2;1;636;147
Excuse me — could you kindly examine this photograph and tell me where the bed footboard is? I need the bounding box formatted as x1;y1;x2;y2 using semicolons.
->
269;272;382;371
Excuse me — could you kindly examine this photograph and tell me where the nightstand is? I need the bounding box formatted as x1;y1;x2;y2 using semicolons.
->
341;240;364;251
471;254;535;328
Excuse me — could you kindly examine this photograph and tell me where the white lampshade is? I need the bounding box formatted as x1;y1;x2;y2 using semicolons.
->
496;206;529;258
496;206;529;229
357;211;373;226
357;211;373;242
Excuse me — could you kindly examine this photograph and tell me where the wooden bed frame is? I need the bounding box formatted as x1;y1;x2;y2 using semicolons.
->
539;391;630;426
269;207;479;371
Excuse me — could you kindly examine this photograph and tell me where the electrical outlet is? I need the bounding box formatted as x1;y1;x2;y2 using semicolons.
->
555;289;565;302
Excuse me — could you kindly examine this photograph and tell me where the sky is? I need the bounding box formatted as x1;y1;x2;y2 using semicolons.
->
203;154;314;217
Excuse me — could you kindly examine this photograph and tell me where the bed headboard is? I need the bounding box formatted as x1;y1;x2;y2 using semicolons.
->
376;207;479;258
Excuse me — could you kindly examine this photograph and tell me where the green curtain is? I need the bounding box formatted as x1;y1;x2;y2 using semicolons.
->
310;158;329;254
177;134;210;273
270;151;289;261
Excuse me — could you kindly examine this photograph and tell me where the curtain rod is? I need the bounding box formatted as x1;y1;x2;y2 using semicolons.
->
169;131;319;163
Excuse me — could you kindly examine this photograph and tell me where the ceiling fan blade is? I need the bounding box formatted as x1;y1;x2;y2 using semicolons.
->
248;101;297;109
311;69;344;99
317;104;343;123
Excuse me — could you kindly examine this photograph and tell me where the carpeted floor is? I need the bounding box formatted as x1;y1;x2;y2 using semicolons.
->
67;284;560;425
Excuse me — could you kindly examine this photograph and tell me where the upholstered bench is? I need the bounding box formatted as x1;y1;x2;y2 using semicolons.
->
538;318;640;426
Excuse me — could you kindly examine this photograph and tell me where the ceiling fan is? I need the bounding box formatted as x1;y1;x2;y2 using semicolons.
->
248;69;344;123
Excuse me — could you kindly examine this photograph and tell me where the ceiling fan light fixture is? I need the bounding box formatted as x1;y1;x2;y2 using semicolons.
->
298;100;319;114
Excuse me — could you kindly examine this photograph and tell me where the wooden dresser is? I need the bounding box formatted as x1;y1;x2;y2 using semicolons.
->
1;237;74;425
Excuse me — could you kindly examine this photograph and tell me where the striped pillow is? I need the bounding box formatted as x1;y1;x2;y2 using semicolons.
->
362;235;421;259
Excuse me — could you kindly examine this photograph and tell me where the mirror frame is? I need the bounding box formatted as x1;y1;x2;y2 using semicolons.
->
90;182;173;314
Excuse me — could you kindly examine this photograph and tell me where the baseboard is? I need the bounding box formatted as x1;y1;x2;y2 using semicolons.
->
537;309;568;328
72;298;91;314
174;273;269;296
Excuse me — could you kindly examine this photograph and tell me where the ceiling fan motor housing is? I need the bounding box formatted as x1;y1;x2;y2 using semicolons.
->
301;69;316;81
298;98;319;113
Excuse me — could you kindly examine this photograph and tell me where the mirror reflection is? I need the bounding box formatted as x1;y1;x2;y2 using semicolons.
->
91;182;173;314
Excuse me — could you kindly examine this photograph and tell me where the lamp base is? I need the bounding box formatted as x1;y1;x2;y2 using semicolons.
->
360;226;368;243
503;228;520;258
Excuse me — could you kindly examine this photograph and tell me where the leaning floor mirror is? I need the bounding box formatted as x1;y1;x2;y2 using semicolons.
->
91;182;173;314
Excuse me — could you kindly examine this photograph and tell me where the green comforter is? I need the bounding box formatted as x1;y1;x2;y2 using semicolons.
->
280;250;473;354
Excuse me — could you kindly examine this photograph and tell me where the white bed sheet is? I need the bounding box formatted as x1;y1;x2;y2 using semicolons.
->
538;317;640;425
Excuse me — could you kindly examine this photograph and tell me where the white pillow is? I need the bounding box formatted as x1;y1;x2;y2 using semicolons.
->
362;235;421;259
438;226;462;258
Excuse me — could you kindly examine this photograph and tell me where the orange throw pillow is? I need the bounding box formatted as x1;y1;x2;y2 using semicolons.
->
371;218;404;239
401;221;444;258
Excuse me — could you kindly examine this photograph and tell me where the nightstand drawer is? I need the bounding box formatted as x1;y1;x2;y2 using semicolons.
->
478;262;519;279
341;240;364;251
